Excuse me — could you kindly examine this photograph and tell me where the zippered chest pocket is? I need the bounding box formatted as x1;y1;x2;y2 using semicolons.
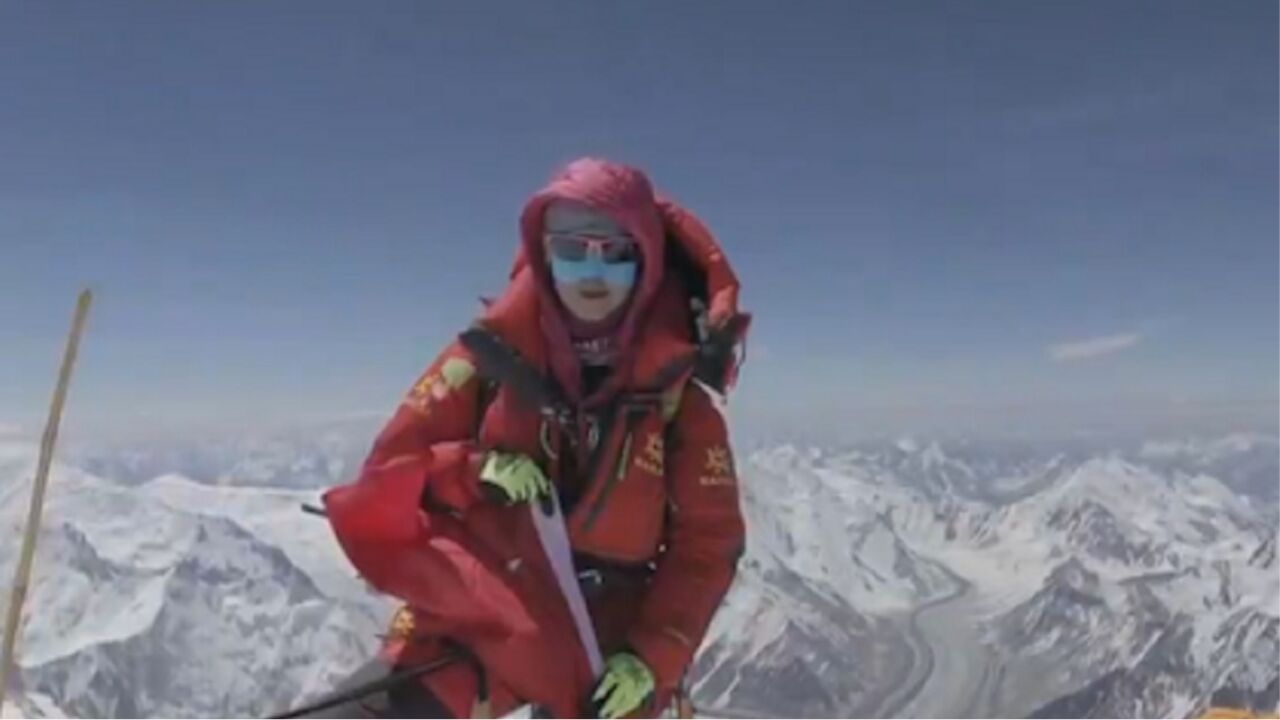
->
568;410;669;564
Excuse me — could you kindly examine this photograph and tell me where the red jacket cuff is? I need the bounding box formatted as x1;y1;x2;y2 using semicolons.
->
627;625;697;690
425;441;485;512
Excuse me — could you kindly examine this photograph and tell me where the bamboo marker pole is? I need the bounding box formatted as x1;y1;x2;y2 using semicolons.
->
0;290;92;712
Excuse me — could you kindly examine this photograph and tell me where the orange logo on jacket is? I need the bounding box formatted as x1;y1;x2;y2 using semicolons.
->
404;358;475;415
404;377;433;414
635;433;664;475
700;446;735;486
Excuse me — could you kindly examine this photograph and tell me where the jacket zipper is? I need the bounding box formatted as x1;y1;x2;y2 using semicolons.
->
581;416;637;534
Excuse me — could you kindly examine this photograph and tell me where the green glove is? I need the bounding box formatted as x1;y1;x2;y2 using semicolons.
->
479;451;551;504
592;652;655;719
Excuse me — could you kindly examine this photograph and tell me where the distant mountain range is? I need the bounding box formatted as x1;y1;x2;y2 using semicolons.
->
2;431;1275;718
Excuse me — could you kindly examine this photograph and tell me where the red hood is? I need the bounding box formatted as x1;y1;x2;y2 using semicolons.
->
486;157;750;404
513;158;667;403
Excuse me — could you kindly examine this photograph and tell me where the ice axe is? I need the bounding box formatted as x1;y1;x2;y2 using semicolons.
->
269;653;461;719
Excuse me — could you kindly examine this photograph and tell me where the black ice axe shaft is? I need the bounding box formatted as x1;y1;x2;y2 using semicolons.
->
269;653;461;719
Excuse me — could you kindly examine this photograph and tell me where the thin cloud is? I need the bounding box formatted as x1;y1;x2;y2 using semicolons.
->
1048;333;1142;362
0;422;28;440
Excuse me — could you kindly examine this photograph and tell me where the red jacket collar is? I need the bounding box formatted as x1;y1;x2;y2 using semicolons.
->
477;269;697;407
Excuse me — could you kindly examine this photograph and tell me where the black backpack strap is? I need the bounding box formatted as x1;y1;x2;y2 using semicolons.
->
458;326;571;419
663;231;750;395
694;313;750;394
473;375;499;438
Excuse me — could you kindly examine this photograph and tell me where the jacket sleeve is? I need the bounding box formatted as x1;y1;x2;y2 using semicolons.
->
356;340;489;513
626;382;747;689
323;340;490;570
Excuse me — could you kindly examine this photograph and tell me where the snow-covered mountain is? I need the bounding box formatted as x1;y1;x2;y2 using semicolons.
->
695;439;1279;719
0;440;395;719
2;431;1276;718
1135;434;1280;520
71;417;381;490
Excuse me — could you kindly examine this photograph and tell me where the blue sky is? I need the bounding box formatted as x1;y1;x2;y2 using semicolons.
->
1;1;1275;443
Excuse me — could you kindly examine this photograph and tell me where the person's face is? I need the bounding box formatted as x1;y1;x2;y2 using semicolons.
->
542;203;639;322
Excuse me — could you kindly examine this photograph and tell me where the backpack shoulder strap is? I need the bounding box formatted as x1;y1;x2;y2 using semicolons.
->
664;233;750;396
458;325;569;417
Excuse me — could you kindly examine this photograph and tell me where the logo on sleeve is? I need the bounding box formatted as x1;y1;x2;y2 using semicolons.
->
404;357;476;414
700;446;736;487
